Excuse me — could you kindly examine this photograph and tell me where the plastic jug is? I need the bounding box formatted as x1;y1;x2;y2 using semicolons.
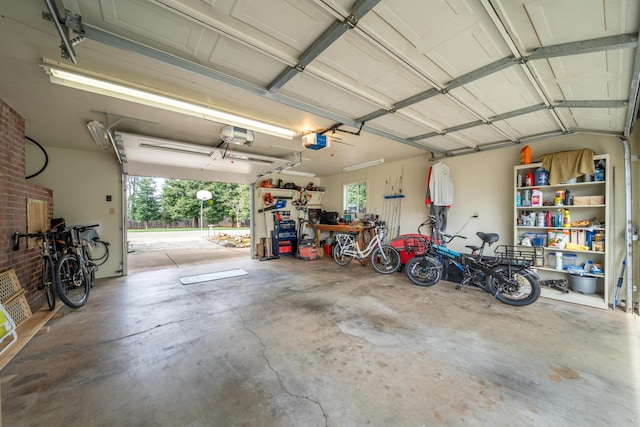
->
594;161;605;181
525;172;534;187
520;145;531;164
535;167;549;185
531;189;543;207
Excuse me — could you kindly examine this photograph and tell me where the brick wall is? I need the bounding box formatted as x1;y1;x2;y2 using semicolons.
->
1;98;53;311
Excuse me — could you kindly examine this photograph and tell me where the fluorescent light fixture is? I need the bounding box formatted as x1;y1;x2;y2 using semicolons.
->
138;139;215;156
42;63;296;140
223;152;274;165
280;170;316;177
86;121;111;150
343;158;384;172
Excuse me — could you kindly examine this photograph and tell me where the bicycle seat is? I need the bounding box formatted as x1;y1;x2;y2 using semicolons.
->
477;232;499;244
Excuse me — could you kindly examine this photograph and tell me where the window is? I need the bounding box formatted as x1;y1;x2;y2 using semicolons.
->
344;181;367;214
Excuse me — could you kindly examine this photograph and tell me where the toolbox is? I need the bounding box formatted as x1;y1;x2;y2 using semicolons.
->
277;240;294;255
272;216;297;256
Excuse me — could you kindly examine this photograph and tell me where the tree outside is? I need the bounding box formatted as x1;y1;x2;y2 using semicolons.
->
346;182;367;213
127;176;251;229
129;177;161;228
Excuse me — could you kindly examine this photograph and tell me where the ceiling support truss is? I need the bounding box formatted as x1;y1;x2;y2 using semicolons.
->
75;2;639;157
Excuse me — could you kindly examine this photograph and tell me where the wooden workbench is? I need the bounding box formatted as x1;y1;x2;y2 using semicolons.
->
307;223;373;257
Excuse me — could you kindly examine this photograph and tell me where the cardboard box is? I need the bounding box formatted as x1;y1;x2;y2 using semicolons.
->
573;196;590;205
589;195;604;205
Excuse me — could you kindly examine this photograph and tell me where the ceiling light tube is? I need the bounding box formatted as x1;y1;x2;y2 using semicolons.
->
279;170;316;177
343;158;384;172
138;139;216;156
42;63;296;140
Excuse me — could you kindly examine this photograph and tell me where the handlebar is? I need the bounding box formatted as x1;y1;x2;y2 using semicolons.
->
12;229;57;251
442;233;466;243
72;224;100;232
417;216;467;244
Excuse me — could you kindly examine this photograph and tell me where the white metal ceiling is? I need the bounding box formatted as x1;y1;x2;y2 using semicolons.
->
1;0;638;181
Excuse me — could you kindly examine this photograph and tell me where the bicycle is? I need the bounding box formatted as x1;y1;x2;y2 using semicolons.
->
404;217;541;307
332;221;401;274
54;224;102;308
13;229;62;311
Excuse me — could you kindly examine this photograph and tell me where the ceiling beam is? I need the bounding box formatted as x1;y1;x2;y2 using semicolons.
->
81;17;637;158
555;100;629;109
83;24;436;154
527;33;638;61
267;0;381;92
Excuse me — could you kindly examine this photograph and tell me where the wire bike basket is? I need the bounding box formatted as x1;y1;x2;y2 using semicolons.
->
389;234;431;265
493;245;538;267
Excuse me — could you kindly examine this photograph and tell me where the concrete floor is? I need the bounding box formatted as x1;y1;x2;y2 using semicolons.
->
2;231;639;426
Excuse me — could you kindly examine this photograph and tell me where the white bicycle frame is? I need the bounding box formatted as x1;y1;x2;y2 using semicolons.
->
335;225;387;259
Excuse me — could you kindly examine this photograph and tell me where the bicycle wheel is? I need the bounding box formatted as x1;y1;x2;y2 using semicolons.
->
405;256;442;287
42;257;56;310
333;244;353;266
486;264;541;306
371;246;401;274
55;253;90;308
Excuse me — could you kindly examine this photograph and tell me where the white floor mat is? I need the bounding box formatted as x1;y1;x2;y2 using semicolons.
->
179;269;248;285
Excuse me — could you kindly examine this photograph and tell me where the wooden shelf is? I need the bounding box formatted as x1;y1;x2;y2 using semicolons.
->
0;303;63;371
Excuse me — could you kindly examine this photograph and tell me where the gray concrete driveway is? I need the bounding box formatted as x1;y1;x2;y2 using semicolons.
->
127;229;250;273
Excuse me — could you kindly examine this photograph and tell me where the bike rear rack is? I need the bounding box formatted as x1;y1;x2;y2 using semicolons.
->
493;245;538;267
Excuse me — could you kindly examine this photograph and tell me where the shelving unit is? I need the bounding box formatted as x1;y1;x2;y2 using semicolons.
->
513;154;611;309
254;186;325;258
256;187;324;208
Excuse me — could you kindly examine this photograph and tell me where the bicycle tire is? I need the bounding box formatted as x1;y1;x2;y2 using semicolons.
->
42;257;56;310
486;264;541;306
333;244;353;266
55;253;90;308
371;246;401;274
405;256;442;287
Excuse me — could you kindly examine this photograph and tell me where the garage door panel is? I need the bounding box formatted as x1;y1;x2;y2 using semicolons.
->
412;134;474;153
279;73;382;119
404;95;481;131
557;108;627;131
368;0;512;82
367;114;435;139
492;110;560;138
450;67;543;117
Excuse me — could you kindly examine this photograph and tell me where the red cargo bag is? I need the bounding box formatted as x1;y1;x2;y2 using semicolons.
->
390;234;430;265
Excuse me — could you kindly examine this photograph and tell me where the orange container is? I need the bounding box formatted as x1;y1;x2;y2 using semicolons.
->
520;145;531;164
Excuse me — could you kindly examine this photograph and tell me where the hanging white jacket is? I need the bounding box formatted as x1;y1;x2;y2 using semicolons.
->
429;161;454;206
